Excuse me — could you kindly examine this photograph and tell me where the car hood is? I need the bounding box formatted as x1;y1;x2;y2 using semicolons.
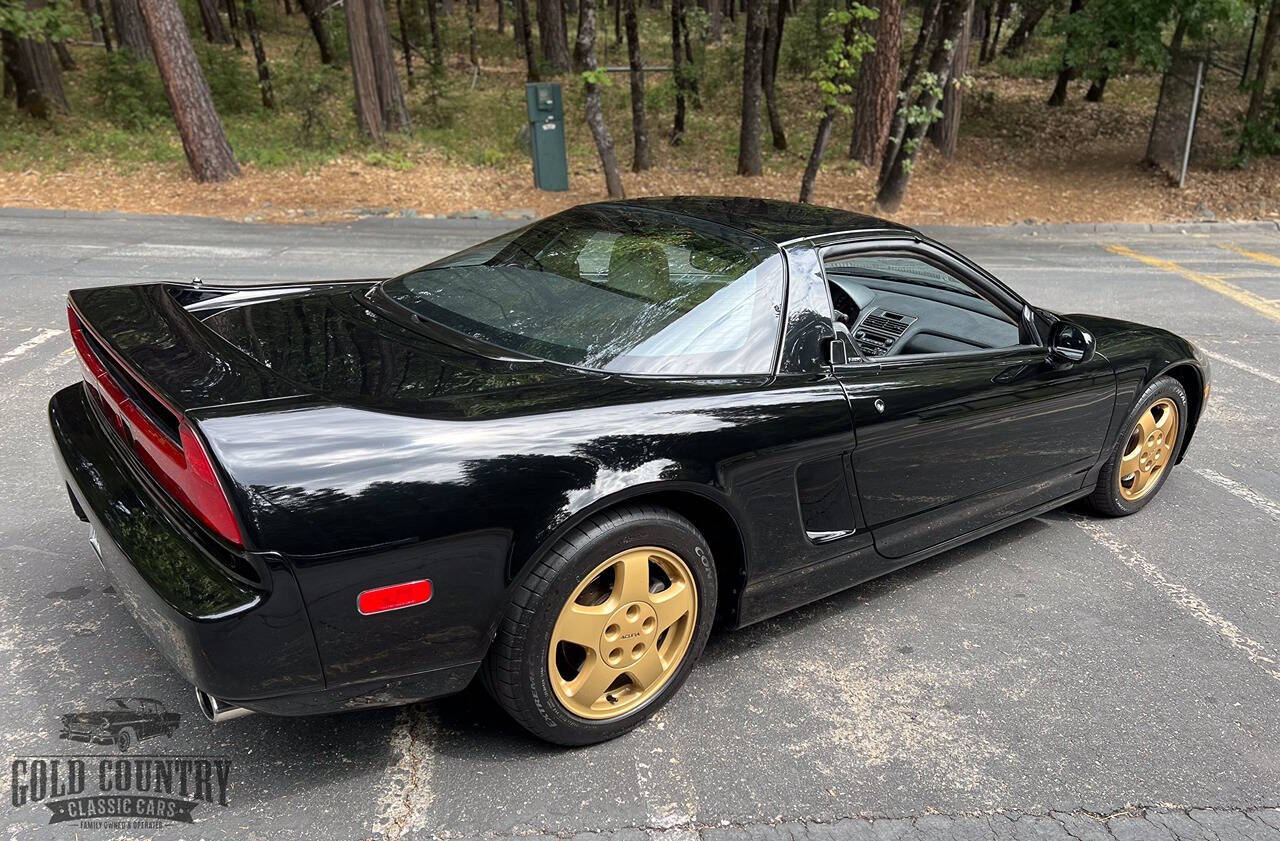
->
62;712;112;725
1063;312;1149;344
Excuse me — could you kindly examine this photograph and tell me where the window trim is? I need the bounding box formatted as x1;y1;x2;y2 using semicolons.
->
811;237;1040;369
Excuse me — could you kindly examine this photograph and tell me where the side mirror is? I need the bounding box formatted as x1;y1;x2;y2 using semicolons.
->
1048;320;1095;365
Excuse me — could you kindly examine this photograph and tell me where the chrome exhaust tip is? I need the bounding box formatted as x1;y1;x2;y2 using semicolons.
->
195;689;254;723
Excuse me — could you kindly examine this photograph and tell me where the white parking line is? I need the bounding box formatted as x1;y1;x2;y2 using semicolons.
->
0;328;63;367
1192;468;1280;522
1074;517;1280;684
112;243;277;259
1200;349;1280;387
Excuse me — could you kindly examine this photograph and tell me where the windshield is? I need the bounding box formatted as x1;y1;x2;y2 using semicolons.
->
380;206;785;376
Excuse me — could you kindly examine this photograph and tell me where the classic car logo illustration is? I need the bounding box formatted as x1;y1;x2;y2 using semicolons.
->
7;697;231;829
57;697;180;753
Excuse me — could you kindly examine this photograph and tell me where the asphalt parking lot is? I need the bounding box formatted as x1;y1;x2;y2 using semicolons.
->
1;209;1278;840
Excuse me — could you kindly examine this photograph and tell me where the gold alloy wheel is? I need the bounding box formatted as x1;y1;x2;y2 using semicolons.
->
1118;397;1180;501
548;547;697;720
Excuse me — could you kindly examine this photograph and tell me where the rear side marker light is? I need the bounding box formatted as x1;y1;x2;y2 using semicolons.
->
358;580;433;615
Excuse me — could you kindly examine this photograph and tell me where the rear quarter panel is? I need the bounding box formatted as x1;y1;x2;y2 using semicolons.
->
197;375;857;686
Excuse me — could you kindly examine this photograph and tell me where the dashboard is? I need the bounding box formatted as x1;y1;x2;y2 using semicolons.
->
827;271;1020;359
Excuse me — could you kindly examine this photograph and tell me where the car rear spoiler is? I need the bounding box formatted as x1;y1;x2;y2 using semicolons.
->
68;283;307;413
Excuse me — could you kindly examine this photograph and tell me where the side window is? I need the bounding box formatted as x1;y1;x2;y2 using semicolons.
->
824;252;1020;358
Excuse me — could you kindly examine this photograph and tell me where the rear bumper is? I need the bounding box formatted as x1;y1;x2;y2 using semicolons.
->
50;382;325;702
49;382;480;714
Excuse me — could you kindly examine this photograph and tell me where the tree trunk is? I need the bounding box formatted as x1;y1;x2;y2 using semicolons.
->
1000;0;1048;57
709;0;722;39
849;0;901;166
671;0;687;142
976;0;991;61
761;0;786;150
579;0;625;195
224;0;244;50
366;0;410;130
874;0;968;212
242;0;274;107
137;0;239;180
736;0;766;175
498;0;506;33
623;0;650;169
197;0;232;43
538;0;571;71
346;0;386;140
428;0;445;72
1045;0;1081;107
298;0;335;63
1084;73;1106;101
1241;2;1260;88
573;0;588;67
516;0;539;78
1;25;70;118
984;0;1008;60
800;104;836;203
52;40;76;71
681;5;698;109
467;0;479;67
81;0;113;49
113;0;153;58
878;0;940;182
395;0;414;86
928;0;972;156
1246;0;1280;127
802;12;858;198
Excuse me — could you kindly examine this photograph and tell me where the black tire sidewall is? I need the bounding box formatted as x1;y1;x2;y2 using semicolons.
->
514;511;717;745
1095;376;1189;515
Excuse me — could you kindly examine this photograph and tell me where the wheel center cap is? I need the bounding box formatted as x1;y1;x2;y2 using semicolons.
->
600;601;657;666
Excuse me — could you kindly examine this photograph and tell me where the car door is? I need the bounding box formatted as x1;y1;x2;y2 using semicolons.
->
820;239;1116;559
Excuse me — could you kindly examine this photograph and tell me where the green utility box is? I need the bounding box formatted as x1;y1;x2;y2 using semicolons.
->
525;83;569;192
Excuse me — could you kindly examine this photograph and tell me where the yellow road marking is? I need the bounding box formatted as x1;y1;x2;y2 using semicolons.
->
1219;242;1280;269
1106;244;1280;323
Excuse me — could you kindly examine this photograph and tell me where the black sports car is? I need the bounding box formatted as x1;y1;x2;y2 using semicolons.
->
49;197;1208;745
59;697;179;752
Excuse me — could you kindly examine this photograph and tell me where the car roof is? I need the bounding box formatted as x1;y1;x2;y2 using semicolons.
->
600;196;919;245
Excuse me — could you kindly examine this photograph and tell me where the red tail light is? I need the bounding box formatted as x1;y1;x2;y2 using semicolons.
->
68;305;245;548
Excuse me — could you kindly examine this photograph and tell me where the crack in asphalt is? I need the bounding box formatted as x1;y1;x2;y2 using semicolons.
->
373;705;439;840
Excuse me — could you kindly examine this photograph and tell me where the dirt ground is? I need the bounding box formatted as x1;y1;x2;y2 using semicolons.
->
1;76;1276;227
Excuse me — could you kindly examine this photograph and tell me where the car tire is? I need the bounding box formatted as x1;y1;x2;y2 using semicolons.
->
1088;375;1189;517
483;504;718;746
116;727;135;753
